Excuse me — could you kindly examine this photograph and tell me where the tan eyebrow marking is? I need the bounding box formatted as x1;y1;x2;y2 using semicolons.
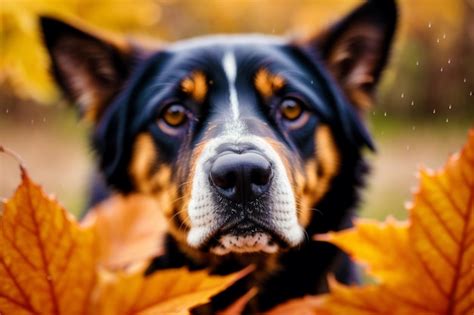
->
254;68;285;98
181;71;207;103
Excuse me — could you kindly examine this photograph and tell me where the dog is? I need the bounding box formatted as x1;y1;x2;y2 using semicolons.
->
40;0;397;312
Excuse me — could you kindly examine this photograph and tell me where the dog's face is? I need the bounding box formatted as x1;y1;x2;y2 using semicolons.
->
41;1;396;256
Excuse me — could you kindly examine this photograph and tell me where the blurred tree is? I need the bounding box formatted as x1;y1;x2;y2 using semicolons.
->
0;0;472;118
0;0;161;103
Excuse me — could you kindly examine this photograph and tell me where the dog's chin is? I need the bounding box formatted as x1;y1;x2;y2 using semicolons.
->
210;232;279;255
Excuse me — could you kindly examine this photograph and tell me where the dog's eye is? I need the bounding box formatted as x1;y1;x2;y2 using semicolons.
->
162;104;188;127
279;98;303;121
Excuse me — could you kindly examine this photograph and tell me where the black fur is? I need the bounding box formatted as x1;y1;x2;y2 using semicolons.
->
40;0;397;312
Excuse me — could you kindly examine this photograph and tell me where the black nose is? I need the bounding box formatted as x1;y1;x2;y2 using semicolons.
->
210;152;273;203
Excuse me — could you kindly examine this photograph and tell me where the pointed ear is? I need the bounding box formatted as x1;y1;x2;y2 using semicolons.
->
304;0;397;112
40;17;137;122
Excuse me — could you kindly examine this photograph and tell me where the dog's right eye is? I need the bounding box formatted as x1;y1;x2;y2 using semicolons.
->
157;103;192;136
161;104;188;127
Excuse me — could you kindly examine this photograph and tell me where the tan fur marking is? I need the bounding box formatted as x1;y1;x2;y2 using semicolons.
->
181;71;207;103
314;125;340;200
254;68;285;98
294;125;340;227
129;133;157;192
129;133;179;223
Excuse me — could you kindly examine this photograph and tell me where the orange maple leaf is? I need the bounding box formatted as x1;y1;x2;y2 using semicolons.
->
269;130;474;315
92;265;252;315
0;157;250;315
82;194;167;270
0;168;97;315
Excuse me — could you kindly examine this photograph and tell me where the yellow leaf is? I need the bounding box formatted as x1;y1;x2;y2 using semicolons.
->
0;168;96;315
92;265;253;315
0;153;250;315
0;0;160;103
269;129;474;315
82;194;167;270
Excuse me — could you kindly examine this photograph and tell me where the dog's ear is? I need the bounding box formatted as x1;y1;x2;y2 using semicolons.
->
304;0;397;113
40;17;136;122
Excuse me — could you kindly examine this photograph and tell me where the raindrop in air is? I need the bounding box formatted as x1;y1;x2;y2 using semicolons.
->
401;93;404;98
428;22;432;28
447;59;451;64
463;78;467;83
433;109;436;114
470;91;473;96
412;126;416;131
5;109;8;114
411;100;415;106
440;67;443;72
384;112;387;117
415;61;419;66
443;34;446;39
436;38;440;44
406;145;410;151
445;118;449;123
448;104;452;110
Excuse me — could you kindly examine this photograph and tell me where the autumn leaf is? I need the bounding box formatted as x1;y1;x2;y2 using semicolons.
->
93;265;253;315
0;153;250;315
0;167;97;315
269;129;474;315
82;194;167;270
0;0;160;103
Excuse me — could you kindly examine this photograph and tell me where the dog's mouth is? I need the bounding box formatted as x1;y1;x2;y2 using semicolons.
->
201;217;290;255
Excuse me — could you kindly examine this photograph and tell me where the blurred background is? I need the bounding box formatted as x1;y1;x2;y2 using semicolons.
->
1;0;473;220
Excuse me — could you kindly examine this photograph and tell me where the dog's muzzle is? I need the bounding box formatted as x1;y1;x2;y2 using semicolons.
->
186;136;304;255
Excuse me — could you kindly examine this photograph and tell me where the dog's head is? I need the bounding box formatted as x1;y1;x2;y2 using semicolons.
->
41;0;396;256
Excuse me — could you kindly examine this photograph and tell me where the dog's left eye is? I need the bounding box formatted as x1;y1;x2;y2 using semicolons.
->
280;98;303;121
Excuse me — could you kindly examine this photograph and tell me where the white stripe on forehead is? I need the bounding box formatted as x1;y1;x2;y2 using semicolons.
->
222;51;240;120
